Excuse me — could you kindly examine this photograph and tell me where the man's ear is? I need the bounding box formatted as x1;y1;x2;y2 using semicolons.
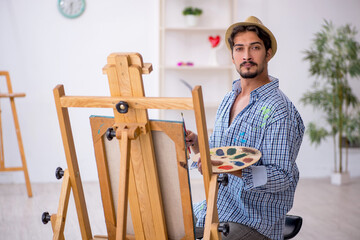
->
266;48;273;62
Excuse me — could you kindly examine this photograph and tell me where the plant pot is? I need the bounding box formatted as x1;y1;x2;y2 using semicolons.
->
208;48;218;66
341;136;360;148
184;15;200;27
331;171;351;185
208;43;231;66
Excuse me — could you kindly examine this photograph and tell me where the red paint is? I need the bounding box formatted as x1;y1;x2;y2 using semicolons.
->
218;165;233;170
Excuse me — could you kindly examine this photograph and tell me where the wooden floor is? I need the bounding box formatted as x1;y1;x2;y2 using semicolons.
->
0;177;359;239
288;177;360;240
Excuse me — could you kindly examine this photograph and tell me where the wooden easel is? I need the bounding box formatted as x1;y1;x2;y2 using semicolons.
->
89;116;196;239
0;71;32;197
44;53;227;239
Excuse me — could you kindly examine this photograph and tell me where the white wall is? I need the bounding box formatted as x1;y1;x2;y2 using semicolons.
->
0;0;359;183
235;0;360;178
0;0;160;183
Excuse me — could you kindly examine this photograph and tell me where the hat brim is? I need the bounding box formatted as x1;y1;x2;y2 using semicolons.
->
225;21;277;58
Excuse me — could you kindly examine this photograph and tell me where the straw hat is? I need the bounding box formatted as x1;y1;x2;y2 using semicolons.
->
225;16;277;58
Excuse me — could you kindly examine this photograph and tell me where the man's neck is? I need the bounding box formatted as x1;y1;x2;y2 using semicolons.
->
239;74;270;96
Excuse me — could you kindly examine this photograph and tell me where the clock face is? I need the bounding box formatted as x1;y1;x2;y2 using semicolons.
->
58;0;85;19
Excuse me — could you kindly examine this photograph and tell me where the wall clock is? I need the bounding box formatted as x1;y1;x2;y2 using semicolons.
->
58;0;86;19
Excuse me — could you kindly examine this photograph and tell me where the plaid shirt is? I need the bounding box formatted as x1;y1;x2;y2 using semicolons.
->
193;76;304;239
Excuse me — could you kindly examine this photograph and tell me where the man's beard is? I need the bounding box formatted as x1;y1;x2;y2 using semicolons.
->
238;60;265;79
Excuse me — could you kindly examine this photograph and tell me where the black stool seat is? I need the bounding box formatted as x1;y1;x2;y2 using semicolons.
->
195;214;303;239
283;215;303;239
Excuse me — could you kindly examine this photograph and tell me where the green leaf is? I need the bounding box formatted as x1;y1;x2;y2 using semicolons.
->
306;122;330;146
302;19;360;166
182;7;202;16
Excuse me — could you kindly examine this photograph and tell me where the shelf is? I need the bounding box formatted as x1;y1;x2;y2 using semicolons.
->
162;27;227;32
159;0;237;126
162;65;233;70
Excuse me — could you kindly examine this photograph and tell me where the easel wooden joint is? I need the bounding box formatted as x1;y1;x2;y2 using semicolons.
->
45;53;223;240
112;122;148;140
0;71;32;197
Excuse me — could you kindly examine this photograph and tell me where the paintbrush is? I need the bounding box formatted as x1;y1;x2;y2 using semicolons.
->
181;112;191;155
179;80;193;157
179;78;193;92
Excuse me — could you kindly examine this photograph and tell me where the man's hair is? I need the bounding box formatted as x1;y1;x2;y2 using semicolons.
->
228;25;272;53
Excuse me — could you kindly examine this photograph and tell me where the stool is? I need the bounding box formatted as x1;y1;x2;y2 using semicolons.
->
283;215;303;239
195;214;303;239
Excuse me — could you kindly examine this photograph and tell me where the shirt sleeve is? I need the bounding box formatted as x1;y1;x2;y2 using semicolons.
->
242;113;304;192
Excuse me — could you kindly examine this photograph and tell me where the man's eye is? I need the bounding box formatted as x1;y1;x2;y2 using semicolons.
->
252;46;260;50
235;47;243;52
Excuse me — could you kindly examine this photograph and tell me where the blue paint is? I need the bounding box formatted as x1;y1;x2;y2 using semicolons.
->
97;123;105;134
190;161;198;169
216;149;225;156
231;161;245;167
233;132;247;145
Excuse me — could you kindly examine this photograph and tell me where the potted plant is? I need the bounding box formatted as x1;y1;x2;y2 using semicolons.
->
301;20;360;185
182;6;203;27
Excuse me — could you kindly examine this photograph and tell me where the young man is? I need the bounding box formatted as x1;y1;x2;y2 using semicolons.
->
186;16;305;239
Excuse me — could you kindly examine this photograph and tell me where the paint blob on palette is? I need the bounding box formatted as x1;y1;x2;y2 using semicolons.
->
191;146;261;173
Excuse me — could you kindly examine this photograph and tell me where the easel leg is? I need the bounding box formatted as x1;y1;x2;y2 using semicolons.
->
51;214;65;240
203;175;221;240
52;169;71;240
10;100;32;197
116;130;131;240
0;104;5;169
53;85;92;239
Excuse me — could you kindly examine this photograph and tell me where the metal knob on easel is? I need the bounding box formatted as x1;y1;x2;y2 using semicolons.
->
106;127;116;141
106;101;130;141
218;223;230;236
116;101;129;114
55;167;64;180
41;166;65;224
42;212;51;224
217;173;229;186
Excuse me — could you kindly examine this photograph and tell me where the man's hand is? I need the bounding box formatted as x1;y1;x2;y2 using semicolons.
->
197;157;242;178
197;157;222;175
185;130;199;154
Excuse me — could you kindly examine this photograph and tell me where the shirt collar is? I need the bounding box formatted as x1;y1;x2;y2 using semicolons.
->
232;76;279;100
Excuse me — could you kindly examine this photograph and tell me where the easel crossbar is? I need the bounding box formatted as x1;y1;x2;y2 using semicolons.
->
0;93;26;98
58;95;194;110
0;167;24;171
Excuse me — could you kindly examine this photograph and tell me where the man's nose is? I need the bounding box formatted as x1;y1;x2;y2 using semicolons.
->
242;49;252;61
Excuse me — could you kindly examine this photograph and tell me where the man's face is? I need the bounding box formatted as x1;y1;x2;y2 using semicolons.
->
231;31;272;79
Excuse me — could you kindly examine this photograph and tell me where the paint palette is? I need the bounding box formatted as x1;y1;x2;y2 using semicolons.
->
191;146;261;173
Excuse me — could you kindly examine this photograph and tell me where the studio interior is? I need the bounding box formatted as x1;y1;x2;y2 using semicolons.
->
1;1;359;239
